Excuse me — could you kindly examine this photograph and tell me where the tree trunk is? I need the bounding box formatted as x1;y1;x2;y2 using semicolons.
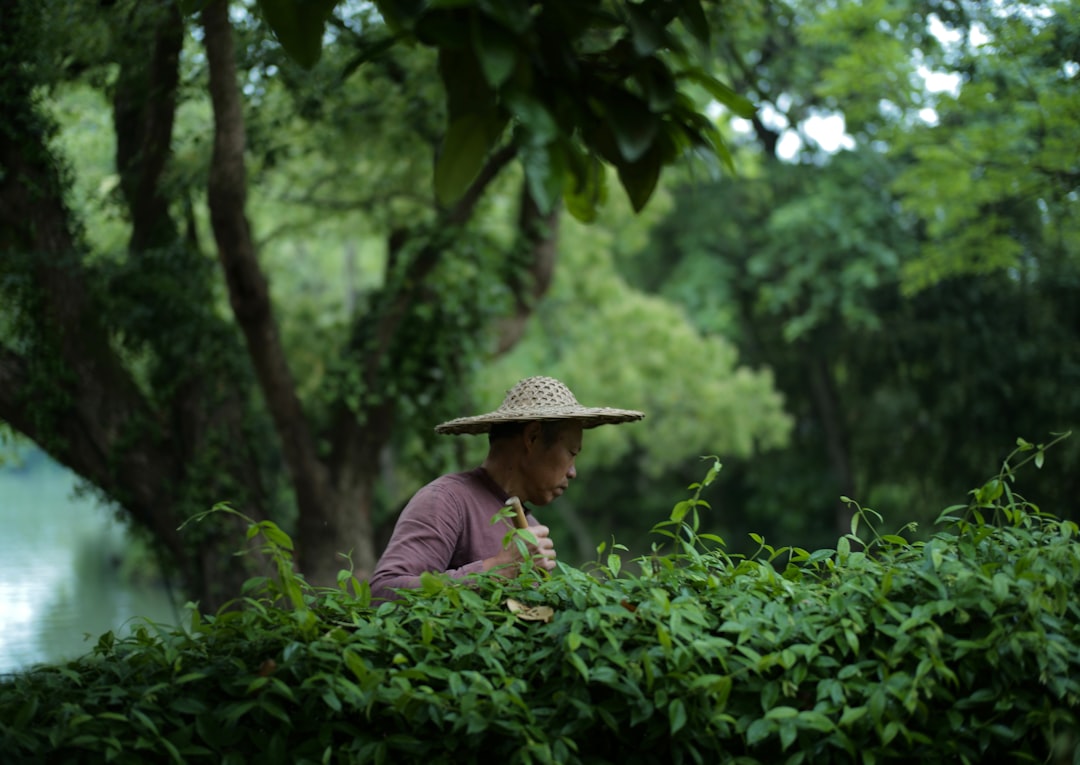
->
0;0;274;612
202;0;342;585
112;1;183;251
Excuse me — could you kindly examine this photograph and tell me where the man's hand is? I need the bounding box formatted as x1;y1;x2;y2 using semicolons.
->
483;524;557;573
522;524;557;572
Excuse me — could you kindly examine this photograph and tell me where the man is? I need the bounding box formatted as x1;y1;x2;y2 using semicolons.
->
368;376;644;600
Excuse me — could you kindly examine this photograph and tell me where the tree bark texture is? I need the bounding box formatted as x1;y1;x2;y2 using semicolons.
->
0;4;180;559
202;0;354;585
113;2;184;251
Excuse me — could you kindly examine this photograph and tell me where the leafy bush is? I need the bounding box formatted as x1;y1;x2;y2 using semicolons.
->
2;441;1078;764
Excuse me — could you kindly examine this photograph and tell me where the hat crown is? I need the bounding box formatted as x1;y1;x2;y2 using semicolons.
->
433;375;644;435
500;376;579;413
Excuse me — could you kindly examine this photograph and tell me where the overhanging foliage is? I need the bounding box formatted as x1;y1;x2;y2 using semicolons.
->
236;0;754;215
2;445;1078;764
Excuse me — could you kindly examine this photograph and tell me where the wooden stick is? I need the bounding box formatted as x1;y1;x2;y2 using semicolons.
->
506;496;529;529
506;495;549;577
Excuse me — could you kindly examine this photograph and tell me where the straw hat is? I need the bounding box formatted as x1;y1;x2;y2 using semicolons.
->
435;376;645;435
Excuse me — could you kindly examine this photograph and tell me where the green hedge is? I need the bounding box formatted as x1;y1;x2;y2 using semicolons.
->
2;448;1079;764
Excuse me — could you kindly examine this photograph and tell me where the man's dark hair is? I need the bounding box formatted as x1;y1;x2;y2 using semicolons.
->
488;420;566;447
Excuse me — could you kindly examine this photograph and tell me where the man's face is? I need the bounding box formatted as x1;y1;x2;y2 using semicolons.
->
523;422;583;506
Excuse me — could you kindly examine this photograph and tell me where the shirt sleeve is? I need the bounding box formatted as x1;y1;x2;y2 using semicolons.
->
368;483;487;600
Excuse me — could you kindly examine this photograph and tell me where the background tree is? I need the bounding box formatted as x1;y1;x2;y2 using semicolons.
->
615;0;1079;551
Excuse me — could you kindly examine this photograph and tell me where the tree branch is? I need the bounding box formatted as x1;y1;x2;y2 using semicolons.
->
446;143;518;225
201;0;329;515
112;2;183;251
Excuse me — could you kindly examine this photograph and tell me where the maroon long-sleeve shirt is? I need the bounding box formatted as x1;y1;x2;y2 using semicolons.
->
368;467;537;600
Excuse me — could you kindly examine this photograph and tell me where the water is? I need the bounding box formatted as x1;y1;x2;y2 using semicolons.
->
0;448;179;675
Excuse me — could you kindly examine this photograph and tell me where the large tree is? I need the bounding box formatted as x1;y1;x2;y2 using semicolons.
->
0;0;752;607
623;0;1080;547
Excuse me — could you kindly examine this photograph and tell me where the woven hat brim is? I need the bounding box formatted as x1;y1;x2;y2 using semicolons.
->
435;407;645;435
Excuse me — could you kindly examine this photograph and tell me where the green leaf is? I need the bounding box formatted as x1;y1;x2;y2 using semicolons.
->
839;705;867;727
259;521;294;552
616;144;662;212
505;92;558;146
521;141;566;214
699;120;736;173
808;548;834;563
765;705;799;720
568;652;589;680
844;628;859;654
799;711;836;733
258;0;338;70
221;700;257;724
671;500;692;523
604;90;659;163
676;0;709;44
170;696;208;715
669;697;688;735
702;458;722;486
374;0;425;33
746;718;771;746
434;112;504;206
981;478;1003;503
779;719;798;751
439;48;497;117
478;0;532;34
96;712;130;723
471;15;518;88
992;573;1009;601
679;68;756;119
868;689;886;724
626;4;666;57
563;149;607;223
